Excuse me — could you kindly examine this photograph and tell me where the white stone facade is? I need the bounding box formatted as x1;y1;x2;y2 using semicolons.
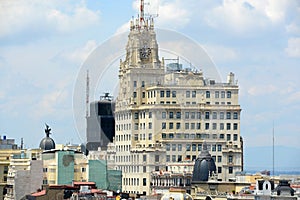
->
111;5;243;195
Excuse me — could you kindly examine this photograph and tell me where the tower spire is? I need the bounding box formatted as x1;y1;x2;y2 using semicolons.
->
140;0;145;23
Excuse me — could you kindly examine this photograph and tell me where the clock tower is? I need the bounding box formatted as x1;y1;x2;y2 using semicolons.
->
117;2;165;108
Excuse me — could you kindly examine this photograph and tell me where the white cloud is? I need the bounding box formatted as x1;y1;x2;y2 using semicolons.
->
59;40;98;64
286;23;300;35
156;1;190;29
286;91;300;104
46;7;100;33
202;44;237;63
204;0;300;35
248;84;277;96
204;0;268;34
0;0;100;38
285;37;300;58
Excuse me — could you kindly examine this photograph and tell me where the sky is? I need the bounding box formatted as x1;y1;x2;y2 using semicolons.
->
0;0;300;171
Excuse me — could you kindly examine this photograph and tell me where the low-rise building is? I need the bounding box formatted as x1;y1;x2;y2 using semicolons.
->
4;150;43;200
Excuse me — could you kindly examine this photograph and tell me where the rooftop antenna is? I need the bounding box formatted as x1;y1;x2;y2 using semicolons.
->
272;121;275;178
86;70;90;119
21;137;23;150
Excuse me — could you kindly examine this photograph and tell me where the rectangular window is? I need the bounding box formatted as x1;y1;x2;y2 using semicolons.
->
178;144;182;151
213;112;217;119
220;134;224;139
191;112;195;119
162;133;166;138
212;145;216;151
213;123;217;130
143;166;146;172
192;91;196;98
166;155;170;162
149;112;152;118
218;144;222;151
196;123;201;129
166;144;170;151
218;167;222;174
215;91;219;98
217;156;222;162
186;91;190;98
162;122;166;129
228;155;233;163
226;112;231;119
176;122;181;129
233;112;238;119
176;112;181;119
205;112;210;119
206;91;210;98
172;144;176;151
134;123;139;130
133;92;137;98
185;112;189;119
160;91;164;97
143;155;147;162
227;123;231;130
155;155;159;162
185;123;189;129
134;81;137;87
142;92;145;98
197;112;201;119
220;123;224;130
227;91;232;98
205;123;209;130
221;91;225;98
134;112;139;119
233;123;238;130
148;133;152;140
227;134;231;141
172;91;176;97
178;155;182;162
148;122;152;129
169;133;174;138
198;144;202;151
186;144;191;151
134;134;138;141
169;122;174;129
233;134;238;141
172;155;176;162
166;90;170;97
192;144;197;151
143;178;147;186
220;112;224;119
169;112;174;119
162;112;166;119
229;167;233;174
184;134;189;139
191;123;195;129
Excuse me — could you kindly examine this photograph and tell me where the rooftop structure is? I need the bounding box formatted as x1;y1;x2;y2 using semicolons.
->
39;124;55;151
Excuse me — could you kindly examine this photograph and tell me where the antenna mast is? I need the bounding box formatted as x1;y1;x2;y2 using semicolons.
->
86;70;90;119
272;121;275;178
140;0;145;22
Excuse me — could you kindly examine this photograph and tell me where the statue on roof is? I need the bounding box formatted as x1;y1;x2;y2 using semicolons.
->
45;123;51;137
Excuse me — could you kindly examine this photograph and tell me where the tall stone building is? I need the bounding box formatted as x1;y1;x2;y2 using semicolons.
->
113;1;243;195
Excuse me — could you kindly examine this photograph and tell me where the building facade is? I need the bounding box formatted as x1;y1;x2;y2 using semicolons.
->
86;94;115;151
5;151;43;200
112;1;243;195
